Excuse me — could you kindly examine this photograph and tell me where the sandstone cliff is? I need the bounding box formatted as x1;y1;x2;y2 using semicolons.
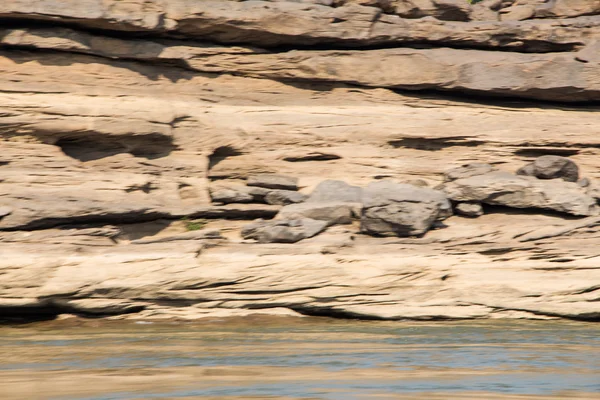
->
1;0;599;322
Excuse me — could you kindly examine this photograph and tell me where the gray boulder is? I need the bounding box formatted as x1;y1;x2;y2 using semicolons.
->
265;190;307;206
443;168;597;216
277;201;361;226
247;174;298;191
306;180;363;203
241;218;327;243
455;202;484;218
516;155;579;182
361;181;452;237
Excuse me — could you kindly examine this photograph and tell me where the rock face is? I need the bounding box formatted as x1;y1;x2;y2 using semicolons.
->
443;165;598;216
361;181;451;236
241;218;328;243
517;155;580;182
1;0;600;322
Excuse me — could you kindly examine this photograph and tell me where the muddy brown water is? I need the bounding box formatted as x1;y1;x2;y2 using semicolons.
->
0;317;599;400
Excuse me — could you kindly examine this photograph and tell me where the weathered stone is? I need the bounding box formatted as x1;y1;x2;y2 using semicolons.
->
264;190;308;205
210;186;254;204
277;202;361;226
241;218;327;243
361;181;452;237
306;180;363;203
247;174;299;191
578;178;591;188
455;202;484;218
517;156;579;182
443;170;598;216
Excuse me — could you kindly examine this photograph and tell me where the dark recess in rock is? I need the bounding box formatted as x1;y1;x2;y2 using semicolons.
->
55;133;176;161
389;137;485;151
283;152;341;162
208;145;243;171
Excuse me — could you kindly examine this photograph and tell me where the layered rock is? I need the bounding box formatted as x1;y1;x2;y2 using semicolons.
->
1;0;600;322
443;164;598;216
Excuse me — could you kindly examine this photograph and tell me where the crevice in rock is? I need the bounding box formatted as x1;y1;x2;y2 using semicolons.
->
481;204;588;220
1;205;279;232
54;132;176;162
208;145;243;172
2;211;173;232
0;304;61;324
514;147;581;157
286;305;387;320
388;137;485;151
481;303;600;322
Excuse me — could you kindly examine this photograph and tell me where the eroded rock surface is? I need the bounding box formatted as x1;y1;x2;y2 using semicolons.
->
1;0;600;322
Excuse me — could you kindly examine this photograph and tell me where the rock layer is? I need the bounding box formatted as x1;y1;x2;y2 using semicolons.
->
1;0;600;322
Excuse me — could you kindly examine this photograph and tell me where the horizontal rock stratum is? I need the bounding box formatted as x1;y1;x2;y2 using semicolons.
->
1;0;599;322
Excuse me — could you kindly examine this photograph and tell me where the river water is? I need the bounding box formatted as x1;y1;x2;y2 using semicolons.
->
1;317;599;400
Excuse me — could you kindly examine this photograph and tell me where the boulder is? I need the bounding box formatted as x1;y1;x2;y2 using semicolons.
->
241;218;327;243
455;202;484;218
443;169;598;216
516;155;579;182
277;202;361;226
306;180;363;203
265;190;308;206
247;174;299;191
360;181;452;237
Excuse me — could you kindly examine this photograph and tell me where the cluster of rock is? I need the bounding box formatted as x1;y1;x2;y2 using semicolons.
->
211;175;306;206
236;156;600;243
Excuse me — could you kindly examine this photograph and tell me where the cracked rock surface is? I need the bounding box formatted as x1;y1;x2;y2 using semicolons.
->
1;0;600;322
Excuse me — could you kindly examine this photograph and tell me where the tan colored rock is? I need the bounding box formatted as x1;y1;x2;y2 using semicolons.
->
1;0;600;323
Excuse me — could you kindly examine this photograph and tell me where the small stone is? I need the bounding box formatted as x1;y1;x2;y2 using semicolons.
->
578;178;590;188
247;174;299;191
265;190;307;206
241;218;327;243
455;202;484;218
517;155;579;182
